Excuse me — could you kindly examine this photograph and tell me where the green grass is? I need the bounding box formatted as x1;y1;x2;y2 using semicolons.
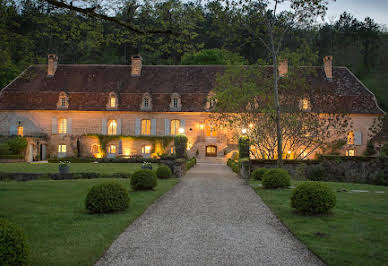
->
0;163;157;174
249;180;388;265
0;178;179;265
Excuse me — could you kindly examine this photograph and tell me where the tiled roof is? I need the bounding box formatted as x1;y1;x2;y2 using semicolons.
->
0;64;384;114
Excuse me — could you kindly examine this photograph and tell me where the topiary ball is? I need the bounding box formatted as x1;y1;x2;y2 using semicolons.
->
130;169;157;191
291;182;336;214
262;168;291;189
0;219;29;266
156;165;172;179
251;168;268;180
85;182;129;213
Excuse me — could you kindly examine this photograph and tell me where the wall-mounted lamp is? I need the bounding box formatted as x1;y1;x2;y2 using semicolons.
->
179;127;185;134
242;128;247;134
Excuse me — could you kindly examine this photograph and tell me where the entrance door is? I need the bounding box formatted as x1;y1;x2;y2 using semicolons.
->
206;145;217;157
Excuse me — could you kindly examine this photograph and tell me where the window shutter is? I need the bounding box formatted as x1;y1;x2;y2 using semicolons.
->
355;131;362;145
67;118;72;135
9;125;17;136
135;118;141;135
165;119;170;136
181;119;186;131
52;118;57;134
101;119;107;135
151;119;156;136
117;119;122;135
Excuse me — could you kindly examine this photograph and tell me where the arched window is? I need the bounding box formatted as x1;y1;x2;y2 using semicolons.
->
57;91;69;109
141;145;152;158
170;93;181;111
107;92;118;109
107;144;116;154
107;120;117;135
347;131;354;145
58;118;67;134
141;119;151;135
141;93;152;111
170;119;180;135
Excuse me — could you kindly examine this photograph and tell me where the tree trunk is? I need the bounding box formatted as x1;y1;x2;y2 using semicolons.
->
272;54;283;167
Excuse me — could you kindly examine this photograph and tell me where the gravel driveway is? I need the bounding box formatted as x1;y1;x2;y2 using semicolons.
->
96;163;324;266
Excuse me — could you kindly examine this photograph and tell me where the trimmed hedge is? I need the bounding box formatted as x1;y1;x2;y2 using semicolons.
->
0;219;29;265
156;165;172;179
130;169;157;190
85;182;129;213
262;168;291;189
238;136;250;158
291;182;336;214
174;135;188;158
227;159;240;173
186;157;197;170
306;165;325;181
251;168;267;180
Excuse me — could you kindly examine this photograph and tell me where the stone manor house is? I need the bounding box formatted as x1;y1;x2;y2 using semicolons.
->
0;55;384;161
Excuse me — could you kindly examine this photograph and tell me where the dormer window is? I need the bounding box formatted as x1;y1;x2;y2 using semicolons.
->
300;98;311;111
170;93;181;111
140;93;152;111
57;91;69;109
107;92;118;110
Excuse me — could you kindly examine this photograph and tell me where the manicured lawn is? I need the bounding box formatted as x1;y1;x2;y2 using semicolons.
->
249;180;388;265
0;162;157;174
0;178;179;266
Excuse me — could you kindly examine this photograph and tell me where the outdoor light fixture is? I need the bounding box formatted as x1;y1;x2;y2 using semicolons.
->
199;124;204;130
287;150;291;154
179;127;185;134
242;128;247;134
249;123;254;128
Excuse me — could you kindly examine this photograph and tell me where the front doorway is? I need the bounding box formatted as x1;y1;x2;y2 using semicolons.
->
205;145;217;157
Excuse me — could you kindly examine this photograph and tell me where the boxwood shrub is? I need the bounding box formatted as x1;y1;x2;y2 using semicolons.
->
85;182;129;213
251;168;268;180
131;169;157;190
291;182;336;214
0;219;29;266
262;168;291;189
156;165;172;179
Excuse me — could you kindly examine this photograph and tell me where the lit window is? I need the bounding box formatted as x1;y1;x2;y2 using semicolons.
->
110;95;116;108
302;98;310;110
107;120;117;135
142;145;151;154
347;131;354;145
170;146;175;154
346;149;355;156
58;118;67;134
17;126;23;136
205;123;217;137
108;145;116;154
173;98;178;108
91;144;101;154
170;120;180;135
58;144;67;153
141;119;151;135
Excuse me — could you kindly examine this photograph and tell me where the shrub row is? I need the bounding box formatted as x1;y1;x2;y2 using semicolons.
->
0;172;132;181
227;159;240;173
186;157;197;170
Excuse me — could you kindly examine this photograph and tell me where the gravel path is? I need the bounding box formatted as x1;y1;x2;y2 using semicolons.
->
96;163;324;266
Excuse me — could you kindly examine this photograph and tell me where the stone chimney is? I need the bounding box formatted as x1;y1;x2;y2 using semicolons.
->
131;55;142;77
278;59;288;77
323;56;333;79
47;54;58;77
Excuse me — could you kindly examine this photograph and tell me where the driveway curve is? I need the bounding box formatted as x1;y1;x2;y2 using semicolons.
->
96;163;323;266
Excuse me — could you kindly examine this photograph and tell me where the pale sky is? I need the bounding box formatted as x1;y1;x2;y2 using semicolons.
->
325;0;388;26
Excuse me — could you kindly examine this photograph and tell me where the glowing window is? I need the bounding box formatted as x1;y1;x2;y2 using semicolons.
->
107;120;117;135
170;146;175;154
302;98;310;110
91;144;101;154
346;149;355;157
142;145;151;154
347;131;354;145
17;126;23;136
110;95;116;108
58;144;67;153
141;119;151;135
108;145;116;154
170;120;180;135
58;118;67;134
205;123;217;137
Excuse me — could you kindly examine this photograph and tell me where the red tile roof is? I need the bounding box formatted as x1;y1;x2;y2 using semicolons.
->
0;64;384;114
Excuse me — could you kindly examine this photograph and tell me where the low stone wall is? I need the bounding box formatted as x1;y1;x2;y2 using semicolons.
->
250;156;388;185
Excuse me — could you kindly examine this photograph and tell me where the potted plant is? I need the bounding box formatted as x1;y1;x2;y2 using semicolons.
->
141;161;152;170
59;161;71;174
